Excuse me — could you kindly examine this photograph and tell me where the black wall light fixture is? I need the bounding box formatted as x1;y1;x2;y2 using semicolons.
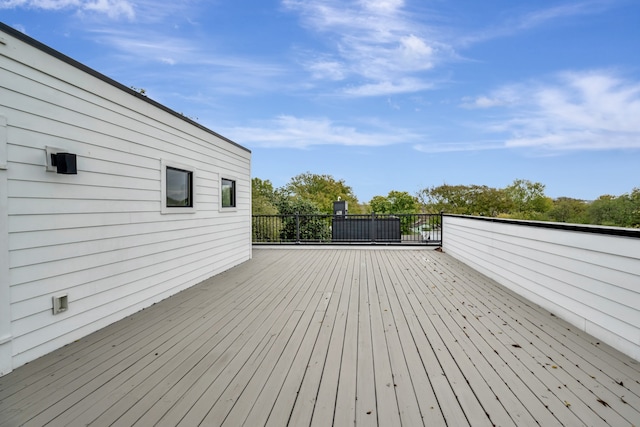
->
50;152;77;174
45;147;79;174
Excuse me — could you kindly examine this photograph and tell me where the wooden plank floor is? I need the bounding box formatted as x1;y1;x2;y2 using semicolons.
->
1;247;639;426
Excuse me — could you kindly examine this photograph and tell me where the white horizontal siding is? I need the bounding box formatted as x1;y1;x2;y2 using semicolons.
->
0;114;11;376
11;233;245;314
0;26;251;372
442;215;640;361
2;71;249;170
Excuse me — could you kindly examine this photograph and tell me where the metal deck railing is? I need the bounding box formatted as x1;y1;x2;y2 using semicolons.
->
252;213;442;245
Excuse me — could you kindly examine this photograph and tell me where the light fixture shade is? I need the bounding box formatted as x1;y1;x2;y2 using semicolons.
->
51;153;77;174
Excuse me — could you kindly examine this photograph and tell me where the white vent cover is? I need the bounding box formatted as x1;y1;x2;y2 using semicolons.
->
52;294;68;315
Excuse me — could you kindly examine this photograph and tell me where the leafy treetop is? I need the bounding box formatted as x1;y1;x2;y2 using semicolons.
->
252;174;640;228
280;172;363;214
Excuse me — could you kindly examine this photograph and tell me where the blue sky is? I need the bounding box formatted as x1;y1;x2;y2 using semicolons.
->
2;0;639;203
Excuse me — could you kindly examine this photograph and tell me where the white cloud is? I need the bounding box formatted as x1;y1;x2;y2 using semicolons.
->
457;1;616;46
226;115;419;148
83;0;134;20
0;0;135;19
468;70;640;151
305;57;347;81
88;27;286;90
359;0;404;14
283;0;447;96
344;78;433;97
461;96;503;109
89;28;195;63
1;0;75;8
399;34;434;65
460;86;522;108
414;141;505;153
159;57;176;65
516;1;609;30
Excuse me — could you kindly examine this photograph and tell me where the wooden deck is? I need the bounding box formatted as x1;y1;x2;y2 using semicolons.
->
1;247;639;426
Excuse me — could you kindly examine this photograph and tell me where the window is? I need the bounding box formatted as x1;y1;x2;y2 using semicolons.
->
166;167;193;207
161;160;196;214
221;178;236;208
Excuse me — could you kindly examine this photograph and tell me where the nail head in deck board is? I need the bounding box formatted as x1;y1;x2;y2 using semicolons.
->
1;248;639;426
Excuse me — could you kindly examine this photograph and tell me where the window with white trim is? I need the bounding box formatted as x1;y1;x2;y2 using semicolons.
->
221;177;236;208
161;160;196;214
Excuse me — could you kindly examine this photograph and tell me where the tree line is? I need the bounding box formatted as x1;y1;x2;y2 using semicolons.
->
253;173;640;228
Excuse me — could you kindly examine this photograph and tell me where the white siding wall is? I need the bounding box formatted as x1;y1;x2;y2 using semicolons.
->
0;114;11;376
442;215;640;361
0;27;252;371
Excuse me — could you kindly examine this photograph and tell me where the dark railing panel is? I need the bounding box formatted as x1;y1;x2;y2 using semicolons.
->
252;213;442;245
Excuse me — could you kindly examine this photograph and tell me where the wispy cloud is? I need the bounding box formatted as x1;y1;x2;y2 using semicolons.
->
459;0;616;46
516;0;610;30
82;0;134;19
413;140;506;154
343;78;434;97
283;0;449;96
0;0;209;23
460;86;522;109
282;0;619;97
225;115;421;148
462;70;640;152
0;0;136;20
3;1;293;102
85;26;289;97
88;27;198;64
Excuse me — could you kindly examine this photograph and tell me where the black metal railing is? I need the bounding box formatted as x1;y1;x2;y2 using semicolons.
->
252;213;442;245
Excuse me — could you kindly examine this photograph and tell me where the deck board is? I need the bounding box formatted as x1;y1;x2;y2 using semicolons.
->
431;252;640;425
308;249;355;426
1;247;639;426
373;250;425;427
331;250;360;427
405;250;565;426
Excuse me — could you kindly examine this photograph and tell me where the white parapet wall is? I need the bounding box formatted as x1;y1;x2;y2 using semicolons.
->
442;214;640;362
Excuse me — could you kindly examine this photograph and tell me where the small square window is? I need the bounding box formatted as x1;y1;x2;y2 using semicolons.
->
221;178;236;208
161;160;196;214
166;167;193;207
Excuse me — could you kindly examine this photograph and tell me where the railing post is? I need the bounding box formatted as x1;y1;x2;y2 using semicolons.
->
295;213;300;244
440;211;444;246
371;212;376;243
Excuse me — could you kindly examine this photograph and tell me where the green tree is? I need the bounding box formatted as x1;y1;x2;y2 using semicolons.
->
251;178;281;242
417;184;472;214
629;188;640;227
282;172;363;214
504;179;552;219
469;186;509;216
615;188;640;227
417;184;511;216
586;189;640;227
275;194;331;242
546;197;588;223
369;191;420;235
252;178;278;215
586;195;617;226
369;195;392;214
370;191;419;214
417;180;639;228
